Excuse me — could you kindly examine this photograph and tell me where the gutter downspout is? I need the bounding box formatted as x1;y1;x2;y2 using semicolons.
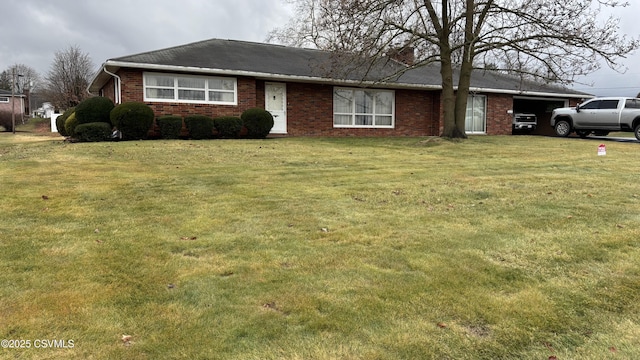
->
102;66;122;104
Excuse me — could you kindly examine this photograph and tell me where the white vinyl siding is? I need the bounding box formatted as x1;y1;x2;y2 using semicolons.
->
333;88;394;128
143;72;237;105
465;95;487;134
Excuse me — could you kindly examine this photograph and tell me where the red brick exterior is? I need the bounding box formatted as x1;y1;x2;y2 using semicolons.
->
0;95;24;117
285;84;439;136
486;93;514;135
97;67;574;137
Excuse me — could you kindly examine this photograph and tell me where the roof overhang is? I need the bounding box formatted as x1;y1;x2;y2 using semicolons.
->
87;60;592;99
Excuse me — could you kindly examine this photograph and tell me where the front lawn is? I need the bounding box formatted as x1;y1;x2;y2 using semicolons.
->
1;133;639;359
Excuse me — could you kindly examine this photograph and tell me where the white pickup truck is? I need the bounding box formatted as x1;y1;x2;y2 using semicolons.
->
551;97;640;140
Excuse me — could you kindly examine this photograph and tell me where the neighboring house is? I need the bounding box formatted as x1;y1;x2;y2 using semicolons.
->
34;102;56;118
0;89;25;120
88;38;590;137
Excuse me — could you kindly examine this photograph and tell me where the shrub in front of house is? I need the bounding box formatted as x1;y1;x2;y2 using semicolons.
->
213;116;242;138
241;108;274;139
56;108;75;137
75;97;114;125
0;110;13;132
64;113;80;138
110;102;155;140
184;115;214;140
75;122;112;142
157;116;183;139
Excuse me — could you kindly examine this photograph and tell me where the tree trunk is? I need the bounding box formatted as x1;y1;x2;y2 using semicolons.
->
440;48;460;138
448;0;475;139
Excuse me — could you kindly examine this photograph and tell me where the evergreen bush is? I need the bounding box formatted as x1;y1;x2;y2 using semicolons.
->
157;116;183;139
75;122;112;142
241;108;274;139
75;97;114;125
64;113;79;138
184;115;214;140
110;102;155;140
213;116;242;138
56;108;75;137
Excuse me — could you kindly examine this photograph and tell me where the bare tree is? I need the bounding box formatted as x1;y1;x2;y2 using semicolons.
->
44;45;94;110
269;0;639;138
3;64;41;93
0;71;10;91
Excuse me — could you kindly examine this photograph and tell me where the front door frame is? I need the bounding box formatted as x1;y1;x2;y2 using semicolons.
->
265;82;287;134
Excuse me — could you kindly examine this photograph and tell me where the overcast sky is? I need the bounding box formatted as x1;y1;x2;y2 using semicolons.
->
1;0;638;97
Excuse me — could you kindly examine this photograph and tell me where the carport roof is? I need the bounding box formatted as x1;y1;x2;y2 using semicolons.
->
89;38;591;98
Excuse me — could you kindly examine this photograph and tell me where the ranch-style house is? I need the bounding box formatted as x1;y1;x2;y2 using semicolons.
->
87;38;591;137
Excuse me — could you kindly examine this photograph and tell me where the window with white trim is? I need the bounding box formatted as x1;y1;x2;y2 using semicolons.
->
333;88;394;128
143;72;237;105
0;97;8;103
465;95;486;134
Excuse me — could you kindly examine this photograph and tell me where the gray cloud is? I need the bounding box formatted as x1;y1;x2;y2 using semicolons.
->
1;0;292;78
1;0;637;96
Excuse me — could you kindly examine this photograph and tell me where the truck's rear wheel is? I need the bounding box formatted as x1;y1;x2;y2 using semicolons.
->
634;124;640;141
555;120;571;137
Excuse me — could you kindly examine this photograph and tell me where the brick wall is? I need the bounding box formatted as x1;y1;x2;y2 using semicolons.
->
435;93;513;136
0;96;24;116
101;69;439;137
101;78;116;104
116;69;257;119
286;83;438;136
486;93;513;135
100;68;583;137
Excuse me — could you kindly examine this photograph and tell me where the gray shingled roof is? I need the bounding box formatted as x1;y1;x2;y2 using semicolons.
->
112;38;339;79
0;89;24;97
90;38;589;97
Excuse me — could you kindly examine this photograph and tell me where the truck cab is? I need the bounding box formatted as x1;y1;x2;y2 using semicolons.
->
551;97;640;140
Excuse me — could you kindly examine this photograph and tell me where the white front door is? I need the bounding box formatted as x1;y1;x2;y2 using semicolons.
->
265;82;287;134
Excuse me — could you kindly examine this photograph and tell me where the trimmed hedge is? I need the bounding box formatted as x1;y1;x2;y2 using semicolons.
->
184;115;214;140
76;97;114;125
0;110;13;132
157;116;183;139
213;116;242;138
56;107;75;137
64;113;79;138
75;122;112;142
110;102;155;140
241;108;274;139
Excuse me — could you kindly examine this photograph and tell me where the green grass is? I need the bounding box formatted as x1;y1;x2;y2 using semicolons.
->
1;130;640;359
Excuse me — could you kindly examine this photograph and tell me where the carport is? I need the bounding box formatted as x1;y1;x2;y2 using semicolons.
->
513;97;569;136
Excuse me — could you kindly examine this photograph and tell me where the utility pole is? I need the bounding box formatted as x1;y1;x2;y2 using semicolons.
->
11;68;15;134
11;68;24;134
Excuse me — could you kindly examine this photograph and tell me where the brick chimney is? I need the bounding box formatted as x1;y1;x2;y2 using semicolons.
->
389;45;415;66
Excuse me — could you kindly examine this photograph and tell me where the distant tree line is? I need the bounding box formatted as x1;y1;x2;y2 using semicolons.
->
2;45;94;114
